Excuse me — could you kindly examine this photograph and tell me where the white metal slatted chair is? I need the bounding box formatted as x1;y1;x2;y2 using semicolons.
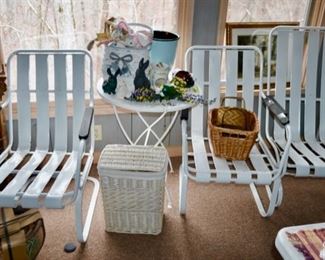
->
0;50;99;243
267;26;325;177
179;46;291;217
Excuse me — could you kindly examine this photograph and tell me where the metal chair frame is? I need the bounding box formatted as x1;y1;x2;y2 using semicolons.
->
0;49;99;243
179;45;291;217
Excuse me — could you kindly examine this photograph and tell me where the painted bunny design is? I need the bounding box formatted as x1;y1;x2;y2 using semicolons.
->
102;68;121;95
133;58;151;90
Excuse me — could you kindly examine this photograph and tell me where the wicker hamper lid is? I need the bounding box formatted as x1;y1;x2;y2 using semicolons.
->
98;144;168;172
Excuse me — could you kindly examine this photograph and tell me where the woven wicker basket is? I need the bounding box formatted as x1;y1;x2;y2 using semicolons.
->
208;97;259;160
97;145;168;235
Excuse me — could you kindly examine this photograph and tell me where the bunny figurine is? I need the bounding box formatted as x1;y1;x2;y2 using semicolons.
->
133;58;151;90
102;68;121;95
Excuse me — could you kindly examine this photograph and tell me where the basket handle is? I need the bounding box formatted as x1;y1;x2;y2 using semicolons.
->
104;22;153;35
128;23;153;35
221;96;246;108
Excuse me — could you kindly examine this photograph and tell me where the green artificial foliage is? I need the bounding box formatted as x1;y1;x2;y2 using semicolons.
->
161;84;182;100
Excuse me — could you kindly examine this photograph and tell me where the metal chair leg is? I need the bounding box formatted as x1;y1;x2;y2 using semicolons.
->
249;178;282;218
75;176;100;243
179;164;188;215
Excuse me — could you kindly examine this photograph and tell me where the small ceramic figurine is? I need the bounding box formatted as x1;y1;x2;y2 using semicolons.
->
151;62;170;87
102;68;121;95
133;58;150;90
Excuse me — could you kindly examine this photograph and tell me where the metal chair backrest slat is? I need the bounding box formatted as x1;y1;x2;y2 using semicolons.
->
304;30;320;142
242;50;256;110
72;54;85;151
54;53;68;151
190;49;205;137
319;38;325;142
225;50;239;104
35;54;50;150
16;54;31;151
208;50;221;110
289;30;304;140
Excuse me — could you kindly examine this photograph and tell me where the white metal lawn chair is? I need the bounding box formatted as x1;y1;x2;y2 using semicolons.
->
267;26;325;177
0;50;99;243
179;45;291;217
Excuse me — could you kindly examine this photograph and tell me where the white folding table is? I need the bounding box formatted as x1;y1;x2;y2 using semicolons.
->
97;77;194;173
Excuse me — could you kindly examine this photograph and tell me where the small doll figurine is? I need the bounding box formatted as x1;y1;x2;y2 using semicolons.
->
102;68;121;95
133;58;150;90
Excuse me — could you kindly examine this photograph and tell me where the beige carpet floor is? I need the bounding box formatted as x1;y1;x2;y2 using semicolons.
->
37;157;325;260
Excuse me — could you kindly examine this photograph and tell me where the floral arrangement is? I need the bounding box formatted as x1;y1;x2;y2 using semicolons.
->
88;16;152;50
125;70;203;104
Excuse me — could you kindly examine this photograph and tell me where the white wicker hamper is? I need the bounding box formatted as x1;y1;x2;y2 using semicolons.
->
97;144;168;235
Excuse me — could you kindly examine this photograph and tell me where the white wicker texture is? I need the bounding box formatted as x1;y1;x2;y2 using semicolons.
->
98;144;167;172
98;145;168;235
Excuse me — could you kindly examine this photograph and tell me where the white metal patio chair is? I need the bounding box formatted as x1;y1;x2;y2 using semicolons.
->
267;26;325;177
0;49;99;243
179;45;291;217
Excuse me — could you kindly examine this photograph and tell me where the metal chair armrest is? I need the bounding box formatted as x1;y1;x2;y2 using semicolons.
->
78;107;94;140
262;95;289;126
180;108;189;121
